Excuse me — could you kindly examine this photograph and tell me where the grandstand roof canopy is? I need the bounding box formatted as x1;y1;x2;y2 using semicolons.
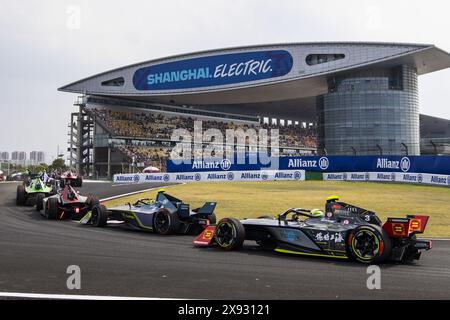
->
59;42;450;107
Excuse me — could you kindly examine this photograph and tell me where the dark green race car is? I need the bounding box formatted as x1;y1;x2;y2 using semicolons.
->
16;176;55;206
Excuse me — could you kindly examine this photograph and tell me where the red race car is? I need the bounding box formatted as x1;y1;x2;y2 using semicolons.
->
36;176;98;220
59;171;83;187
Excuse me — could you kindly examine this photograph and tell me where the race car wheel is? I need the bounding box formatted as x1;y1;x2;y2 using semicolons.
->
46;198;59;220
87;196;100;210
91;204;108;227
154;209;181;235
76;177;83;187
36;193;45;211
16;185;26;206
348;225;392;264
214;218;245;251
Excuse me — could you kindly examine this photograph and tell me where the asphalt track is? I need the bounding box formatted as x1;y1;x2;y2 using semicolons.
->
0;181;449;299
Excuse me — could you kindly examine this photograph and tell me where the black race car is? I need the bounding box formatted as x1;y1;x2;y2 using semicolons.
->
81;190;217;235
194;196;432;264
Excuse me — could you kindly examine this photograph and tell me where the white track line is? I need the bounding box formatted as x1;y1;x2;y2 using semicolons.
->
83;180;110;184
100;185;177;202
0;292;185;300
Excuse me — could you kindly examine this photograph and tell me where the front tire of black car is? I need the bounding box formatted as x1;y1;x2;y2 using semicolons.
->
16;185;26;206
36;193;45;211
91;204;108;227
348;225;392;264
153;209;181;235
214;218;245;251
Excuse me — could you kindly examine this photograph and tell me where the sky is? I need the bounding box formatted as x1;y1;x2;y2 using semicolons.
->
0;0;450;161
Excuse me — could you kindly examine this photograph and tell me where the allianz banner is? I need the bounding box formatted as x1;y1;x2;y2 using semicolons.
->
132;50;293;91
167;156;450;175
113;170;305;184
324;172;450;187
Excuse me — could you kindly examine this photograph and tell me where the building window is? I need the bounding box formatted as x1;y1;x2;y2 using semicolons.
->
101;77;125;87
306;54;345;66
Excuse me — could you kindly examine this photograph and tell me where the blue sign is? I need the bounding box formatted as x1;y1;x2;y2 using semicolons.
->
133;50;293;90
167;155;450;175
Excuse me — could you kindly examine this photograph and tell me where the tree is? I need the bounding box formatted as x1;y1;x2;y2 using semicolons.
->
27;163;49;173
49;157;67;172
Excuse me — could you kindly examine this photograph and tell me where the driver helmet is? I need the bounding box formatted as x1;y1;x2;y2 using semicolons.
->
326;195;339;203
310;209;324;218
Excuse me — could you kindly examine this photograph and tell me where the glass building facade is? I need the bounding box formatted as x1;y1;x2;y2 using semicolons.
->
317;65;419;155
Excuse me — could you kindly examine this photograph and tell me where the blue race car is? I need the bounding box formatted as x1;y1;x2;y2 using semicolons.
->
81;189;217;235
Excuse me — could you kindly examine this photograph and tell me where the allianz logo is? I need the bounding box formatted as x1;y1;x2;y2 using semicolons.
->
207;173;227;180
288;159;318;168
275;172;293;179
402;174;417;182
144;175;163;181
431;176;448;184
192;159;231;171
376;157;410;172
175;174;195;181
115;176;134;182
376;173;392;180
147;59;273;85
241;172;261;179
327;173;343;180
350;173;365;180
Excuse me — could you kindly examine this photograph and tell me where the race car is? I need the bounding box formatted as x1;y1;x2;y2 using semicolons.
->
60;171;82;187
81;190;217;235
194;196;432;264
36;177;98;220
16;175;54;206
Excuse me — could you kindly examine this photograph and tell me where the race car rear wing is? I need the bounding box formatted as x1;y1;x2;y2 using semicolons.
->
382;215;429;238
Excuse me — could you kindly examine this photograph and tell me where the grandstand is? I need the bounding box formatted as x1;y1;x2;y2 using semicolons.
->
67;96;318;177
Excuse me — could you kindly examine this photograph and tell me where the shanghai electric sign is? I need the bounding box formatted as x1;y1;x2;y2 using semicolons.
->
132;50;293;91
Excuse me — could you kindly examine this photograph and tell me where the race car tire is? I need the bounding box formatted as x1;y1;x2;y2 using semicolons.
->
87;196;100;210
214;218;245;251
76;177;83;188
16;185;26;206
46;198;59;220
153;209;180;235
91;204;108;227
36;193;45;211
348;225;392;264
